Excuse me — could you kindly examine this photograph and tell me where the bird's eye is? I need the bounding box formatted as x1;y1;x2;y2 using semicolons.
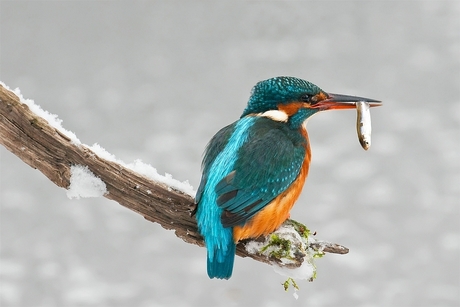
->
300;94;311;102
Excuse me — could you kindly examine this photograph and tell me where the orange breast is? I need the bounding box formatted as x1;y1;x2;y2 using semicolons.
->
233;126;311;242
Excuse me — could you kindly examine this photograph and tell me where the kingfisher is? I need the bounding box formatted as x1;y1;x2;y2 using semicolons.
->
194;76;381;279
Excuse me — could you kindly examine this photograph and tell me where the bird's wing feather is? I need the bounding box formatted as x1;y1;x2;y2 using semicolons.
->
216;117;307;227
195;122;236;204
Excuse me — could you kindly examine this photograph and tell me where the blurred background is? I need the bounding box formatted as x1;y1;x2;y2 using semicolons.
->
1;1;459;306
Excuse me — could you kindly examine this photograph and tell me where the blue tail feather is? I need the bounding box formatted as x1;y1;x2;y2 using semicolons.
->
207;242;236;279
195;117;256;279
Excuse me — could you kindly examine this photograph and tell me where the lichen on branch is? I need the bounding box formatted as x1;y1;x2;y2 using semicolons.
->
0;82;348;278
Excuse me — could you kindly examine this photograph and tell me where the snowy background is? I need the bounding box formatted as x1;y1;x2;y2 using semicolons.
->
1;1;459;306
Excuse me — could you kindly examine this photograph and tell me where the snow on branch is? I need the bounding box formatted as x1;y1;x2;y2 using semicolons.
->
0;82;348;282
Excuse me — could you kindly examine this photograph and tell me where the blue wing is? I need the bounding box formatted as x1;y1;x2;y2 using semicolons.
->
195;122;236;205
214;117;307;227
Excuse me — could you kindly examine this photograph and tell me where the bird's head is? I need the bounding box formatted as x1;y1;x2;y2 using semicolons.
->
242;76;381;128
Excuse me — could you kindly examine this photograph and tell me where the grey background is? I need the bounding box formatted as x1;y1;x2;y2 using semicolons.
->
1;1;459;306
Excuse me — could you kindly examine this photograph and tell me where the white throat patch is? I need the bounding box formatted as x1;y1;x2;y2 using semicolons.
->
259;110;289;122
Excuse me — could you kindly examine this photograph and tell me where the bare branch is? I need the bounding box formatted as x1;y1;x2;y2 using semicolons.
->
0;83;348;272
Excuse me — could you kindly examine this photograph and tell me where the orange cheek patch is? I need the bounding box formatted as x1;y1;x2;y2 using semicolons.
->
314;92;328;102
277;102;305;116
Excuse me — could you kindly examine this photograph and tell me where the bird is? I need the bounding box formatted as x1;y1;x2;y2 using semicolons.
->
194;76;381;279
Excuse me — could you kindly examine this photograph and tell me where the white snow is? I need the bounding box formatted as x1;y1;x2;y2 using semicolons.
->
66;165;107;199
244;240;265;255
0;81;81;145
272;225;316;281
127;159;195;196
245;223;318;284
87;143;195;197
273;261;315;281
87;143;118;162
1;82;195;197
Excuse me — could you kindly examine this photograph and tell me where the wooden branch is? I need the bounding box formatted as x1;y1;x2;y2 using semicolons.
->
0;83;348;272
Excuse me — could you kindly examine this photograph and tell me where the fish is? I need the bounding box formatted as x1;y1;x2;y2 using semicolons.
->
356;101;371;150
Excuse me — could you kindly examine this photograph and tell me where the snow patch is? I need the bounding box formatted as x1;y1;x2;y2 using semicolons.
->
244;223;318;282
88;143;118;162
127;159;195;197
87;143;195;197
293;291;299;300
0;81;81;144
244;240;265;254
0;82;195;197
67;165;107;199
273;261;315;281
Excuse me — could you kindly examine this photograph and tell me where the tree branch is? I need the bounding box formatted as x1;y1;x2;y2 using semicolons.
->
0;83;348;275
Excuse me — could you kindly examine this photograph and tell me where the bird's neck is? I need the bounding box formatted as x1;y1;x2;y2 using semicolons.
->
287;108;317;129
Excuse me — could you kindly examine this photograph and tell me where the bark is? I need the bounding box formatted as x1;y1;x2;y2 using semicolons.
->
0;83;348;270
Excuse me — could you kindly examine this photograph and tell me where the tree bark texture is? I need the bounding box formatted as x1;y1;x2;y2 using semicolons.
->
0;83;348;270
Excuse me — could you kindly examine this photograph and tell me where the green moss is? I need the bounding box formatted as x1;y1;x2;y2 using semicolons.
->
313;250;325;258
311;270;317;281
287;219;311;239
283;277;299;291
261;234;293;260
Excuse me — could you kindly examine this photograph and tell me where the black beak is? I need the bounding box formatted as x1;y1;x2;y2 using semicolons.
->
316;93;382;110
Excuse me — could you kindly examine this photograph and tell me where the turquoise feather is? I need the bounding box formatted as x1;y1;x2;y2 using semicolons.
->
216;117;308;226
195;116;256;279
195;76;326;279
242;76;322;119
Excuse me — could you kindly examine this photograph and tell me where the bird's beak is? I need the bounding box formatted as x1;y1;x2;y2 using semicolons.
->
315;93;382;110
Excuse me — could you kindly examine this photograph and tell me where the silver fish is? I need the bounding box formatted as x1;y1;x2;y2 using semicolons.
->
356;101;371;150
